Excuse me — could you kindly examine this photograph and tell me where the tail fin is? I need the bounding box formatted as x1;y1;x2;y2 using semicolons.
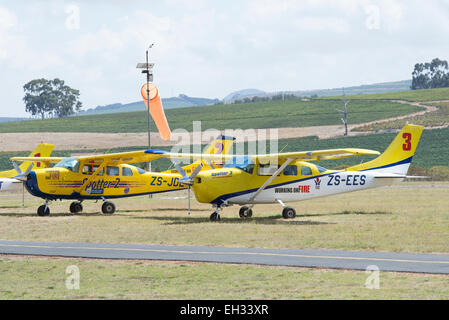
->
163;135;236;175
20;143;55;171
346;124;424;175
0;143;55;178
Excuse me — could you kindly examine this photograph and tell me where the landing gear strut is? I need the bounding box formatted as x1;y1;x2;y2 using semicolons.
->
37;200;50;216
210;205;222;221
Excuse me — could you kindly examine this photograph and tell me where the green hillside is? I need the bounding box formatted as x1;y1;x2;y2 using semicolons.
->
0;99;421;133
322;87;449;102
2;127;447;171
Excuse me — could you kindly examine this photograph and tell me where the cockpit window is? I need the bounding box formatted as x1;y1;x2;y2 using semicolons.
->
136;167;147;174
54;157;80;173
223;156;254;174
300;166;312;176
283;165;298;176
316;165;328;173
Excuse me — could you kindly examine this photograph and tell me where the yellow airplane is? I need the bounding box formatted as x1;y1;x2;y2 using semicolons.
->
0;143;54;192
143;125;424;221
10;136;235;216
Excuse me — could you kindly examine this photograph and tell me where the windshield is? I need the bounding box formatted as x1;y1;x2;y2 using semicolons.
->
315;165;328;173
223;156;254;174
54;157;80;173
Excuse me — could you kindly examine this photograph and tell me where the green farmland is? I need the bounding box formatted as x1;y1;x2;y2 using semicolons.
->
2;126;448;172
0;99;421;133
322;86;449;102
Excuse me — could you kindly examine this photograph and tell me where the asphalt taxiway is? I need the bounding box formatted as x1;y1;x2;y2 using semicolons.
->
1;239;448;274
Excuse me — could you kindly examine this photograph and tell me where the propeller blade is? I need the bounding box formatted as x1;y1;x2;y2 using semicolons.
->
179;163;203;186
12;161;22;175
23;163;34;176
174;164;187;177
13;163;34;181
190;163;203;179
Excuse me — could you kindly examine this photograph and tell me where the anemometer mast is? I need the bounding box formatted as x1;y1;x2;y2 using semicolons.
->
136;44;155;173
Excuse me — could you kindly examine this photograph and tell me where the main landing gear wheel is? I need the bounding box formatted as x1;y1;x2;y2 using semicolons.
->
102;201;116;214
239;206;253;218
37;205;50;217
69;202;83;214
210;212;221;222
282;206;296;219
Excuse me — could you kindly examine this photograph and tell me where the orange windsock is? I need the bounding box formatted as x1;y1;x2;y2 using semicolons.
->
141;83;171;141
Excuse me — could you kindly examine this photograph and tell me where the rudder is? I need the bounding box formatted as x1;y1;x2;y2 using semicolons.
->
346;124;424;174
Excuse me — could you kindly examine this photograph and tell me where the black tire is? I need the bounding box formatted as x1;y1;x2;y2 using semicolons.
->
210;212;221;221
239;206;253;218
70;202;83;213
282;207;296;219
37;205;50;217
102;201;116;214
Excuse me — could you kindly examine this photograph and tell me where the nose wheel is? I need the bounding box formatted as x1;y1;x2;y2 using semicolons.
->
210;205;223;221
37;200;50;216
210;212;220;221
37;204;50;216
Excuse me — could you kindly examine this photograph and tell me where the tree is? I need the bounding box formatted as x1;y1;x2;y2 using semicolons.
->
23;78;82;119
411;58;449;90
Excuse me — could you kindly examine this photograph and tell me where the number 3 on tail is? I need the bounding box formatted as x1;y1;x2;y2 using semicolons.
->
402;133;412;151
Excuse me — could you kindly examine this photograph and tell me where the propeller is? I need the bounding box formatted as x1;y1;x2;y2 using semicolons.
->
175;163;203;216
12;162;34;207
13;162;34;181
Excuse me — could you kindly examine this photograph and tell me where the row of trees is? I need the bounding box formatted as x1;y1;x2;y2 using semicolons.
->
411;58;449;90
23;78;82;119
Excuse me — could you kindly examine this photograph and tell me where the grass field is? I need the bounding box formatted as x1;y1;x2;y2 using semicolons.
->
0;182;448;299
0;100;421;133
1;182;448;253
1;255;448;299
322;86;449;102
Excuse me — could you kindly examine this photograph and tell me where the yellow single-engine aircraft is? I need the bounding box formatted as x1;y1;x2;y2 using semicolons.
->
0;143;54;192
10;136;235;216
144;125;424;221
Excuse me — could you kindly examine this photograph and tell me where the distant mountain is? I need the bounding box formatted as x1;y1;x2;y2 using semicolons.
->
223;88;266;103
77;94;219;116
222;80;412;103
290;79;412;97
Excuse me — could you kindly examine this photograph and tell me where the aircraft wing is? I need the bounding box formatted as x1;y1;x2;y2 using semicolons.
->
77;150;163;165
10;157;64;165
144;148;380;163
10;150;163;166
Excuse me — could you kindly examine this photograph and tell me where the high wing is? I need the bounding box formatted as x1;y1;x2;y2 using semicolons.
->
11;150;164;166
9;157;64;168
144;148;381;163
11;147;379;168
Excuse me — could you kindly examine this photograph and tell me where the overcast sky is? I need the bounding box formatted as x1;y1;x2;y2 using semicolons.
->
1;0;449;117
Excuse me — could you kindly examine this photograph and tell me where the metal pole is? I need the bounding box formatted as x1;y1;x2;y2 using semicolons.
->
146;49;152;198
146;50;151;170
